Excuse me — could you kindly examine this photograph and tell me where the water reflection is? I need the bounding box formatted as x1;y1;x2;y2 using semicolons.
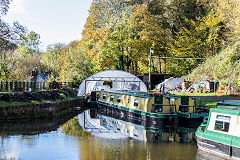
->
79;137;197;160
79;109;196;143
0;109;84;160
196;149;226;160
0;108;199;160
0;109;84;136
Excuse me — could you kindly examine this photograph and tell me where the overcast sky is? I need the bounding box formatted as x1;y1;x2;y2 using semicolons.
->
3;0;93;51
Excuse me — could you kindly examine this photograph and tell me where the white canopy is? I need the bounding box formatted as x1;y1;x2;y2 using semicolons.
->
156;77;184;92
77;70;148;96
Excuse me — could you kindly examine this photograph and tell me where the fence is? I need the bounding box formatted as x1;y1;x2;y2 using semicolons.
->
0;81;81;92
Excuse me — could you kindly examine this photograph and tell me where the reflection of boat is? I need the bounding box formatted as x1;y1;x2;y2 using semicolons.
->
196;101;240;159
97;90;178;128
93;90;208;128
79;109;196;143
196;149;227;160
78;110;128;139
99;113;196;143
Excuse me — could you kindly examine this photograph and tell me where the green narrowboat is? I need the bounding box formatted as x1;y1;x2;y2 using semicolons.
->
196;101;240;159
96;90;178;128
163;95;208;126
90;90;209;128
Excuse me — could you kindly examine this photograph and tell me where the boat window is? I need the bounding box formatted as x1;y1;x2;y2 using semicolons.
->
216;115;231;121
134;99;139;107
214;120;230;132
117;96;121;103
128;99;130;103
102;94;107;100
110;95;114;102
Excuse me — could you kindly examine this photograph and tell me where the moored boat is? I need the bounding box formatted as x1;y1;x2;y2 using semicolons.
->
89;90;209;128
96;90;178;128
196;101;240;159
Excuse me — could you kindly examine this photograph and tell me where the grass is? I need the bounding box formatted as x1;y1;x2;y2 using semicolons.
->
195;99;218;107
170;91;218;96
0;101;29;106
170;92;219;107
185;41;240;83
0;97;78;107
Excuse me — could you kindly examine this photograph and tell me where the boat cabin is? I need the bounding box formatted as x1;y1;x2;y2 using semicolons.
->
95;90;197;114
196;103;240;159
98;90;155;113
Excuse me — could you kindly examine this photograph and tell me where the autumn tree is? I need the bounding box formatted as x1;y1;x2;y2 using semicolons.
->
41;43;66;79
58;41;94;82
210;0;240;41
0;0;29;80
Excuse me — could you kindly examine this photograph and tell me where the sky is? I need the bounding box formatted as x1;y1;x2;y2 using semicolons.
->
2;0;93;51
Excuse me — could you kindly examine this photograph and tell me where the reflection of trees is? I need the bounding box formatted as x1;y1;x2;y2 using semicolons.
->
79;138;197;160
18;135;37;147
61;117;92;137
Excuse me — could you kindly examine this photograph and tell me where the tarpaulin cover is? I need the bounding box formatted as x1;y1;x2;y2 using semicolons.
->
156;77;184;92
77;70;148;96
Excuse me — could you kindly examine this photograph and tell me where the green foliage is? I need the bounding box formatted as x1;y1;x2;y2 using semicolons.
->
41;43;66;78
59;93;67;99
61;116;92;137
83;1;166;74
0;101;29;106
186;41;240;84
19;31;41;52
6;46;43;80
2;0;240;83
58;41;94;82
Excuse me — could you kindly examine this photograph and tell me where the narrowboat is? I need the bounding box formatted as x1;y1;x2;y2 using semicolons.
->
196;101;240;159
96;90;178;128
163;95;208;126
92;90;209;127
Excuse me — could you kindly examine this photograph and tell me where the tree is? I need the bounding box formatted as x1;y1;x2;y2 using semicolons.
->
83;1;166;74
129;3;166;73
0;0;11;16
0;1;29;80
167;11;228;76
58;41;94;82
210;0;240;41
19;31;41;52
41;43;66;78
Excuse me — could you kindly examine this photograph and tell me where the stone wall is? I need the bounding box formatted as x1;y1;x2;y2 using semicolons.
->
0;97;86;120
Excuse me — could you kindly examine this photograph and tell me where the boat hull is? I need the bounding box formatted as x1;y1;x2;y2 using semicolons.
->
196;136;240;159
178;112;208;127
98;101;178;129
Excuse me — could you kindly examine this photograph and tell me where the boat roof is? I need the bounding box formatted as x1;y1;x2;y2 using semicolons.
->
163;95;181;99
217;100;240;107
210;107;240;116
100;90;154;98
99;90;194;99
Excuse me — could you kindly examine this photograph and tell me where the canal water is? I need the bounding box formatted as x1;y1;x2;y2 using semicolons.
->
0;109;215;160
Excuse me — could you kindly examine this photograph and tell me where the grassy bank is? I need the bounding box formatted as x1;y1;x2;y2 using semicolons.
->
170;92;218;96
170;91;219;107
185;41;240;84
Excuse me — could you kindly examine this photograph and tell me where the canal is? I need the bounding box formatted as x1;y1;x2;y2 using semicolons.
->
0;108;214;160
